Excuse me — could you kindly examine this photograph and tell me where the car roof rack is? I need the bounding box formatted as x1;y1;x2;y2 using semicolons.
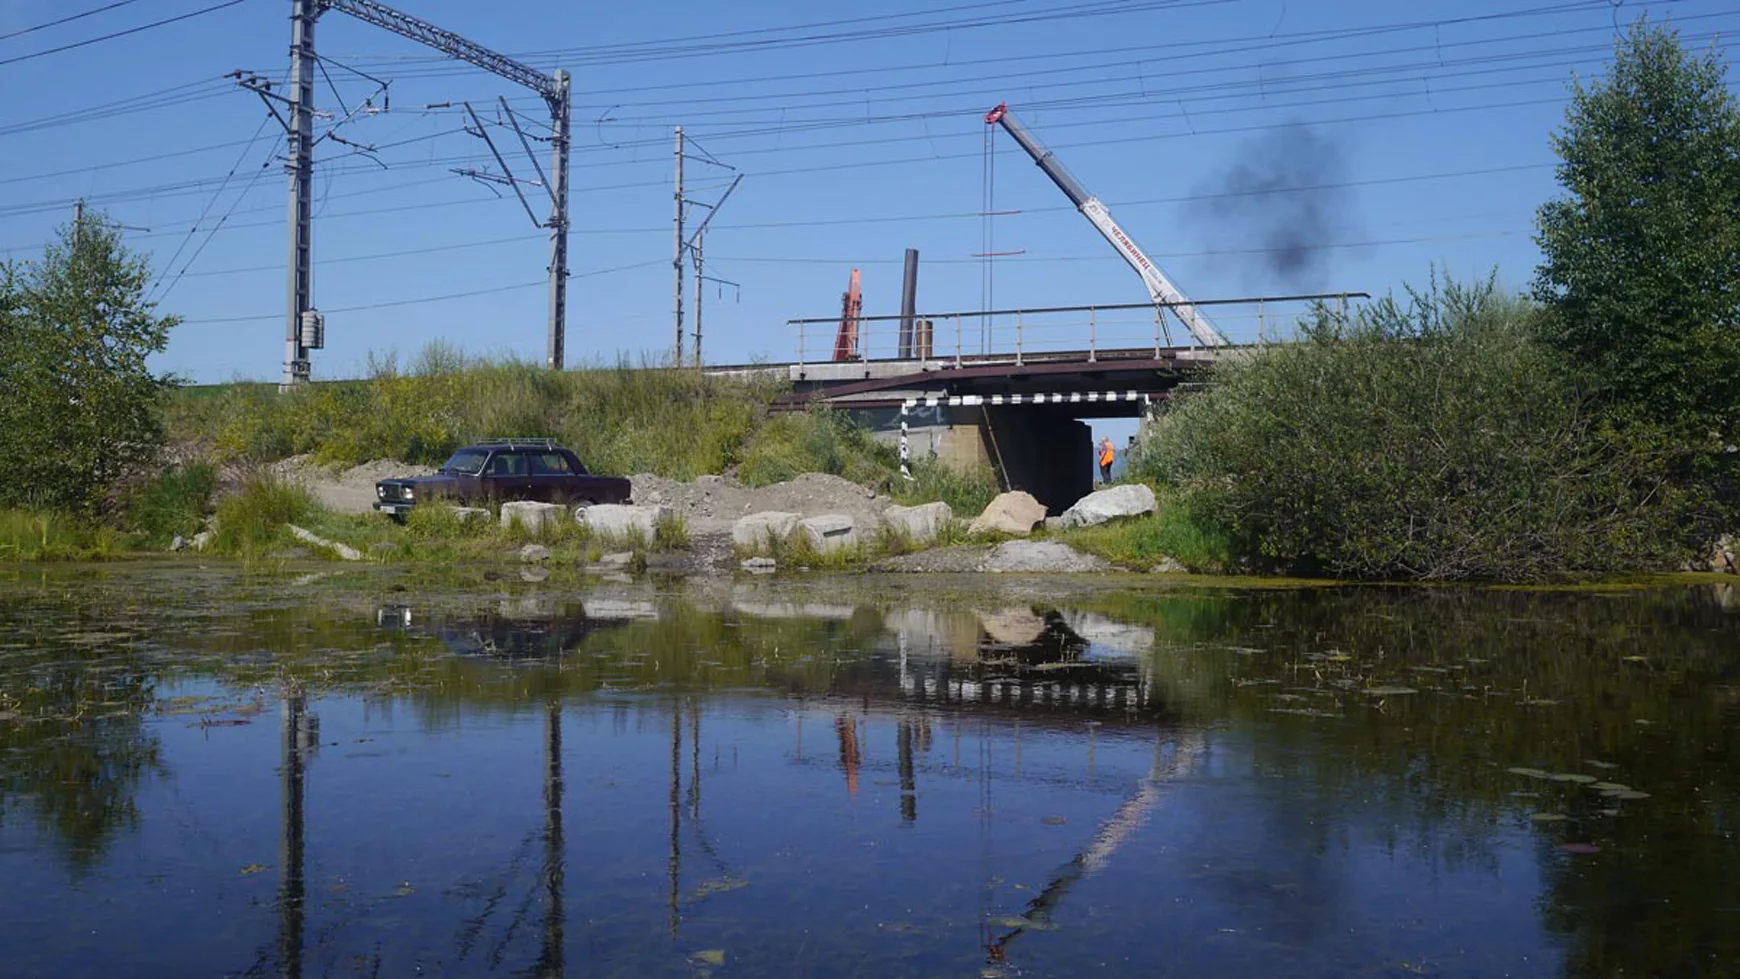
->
472;437;559;450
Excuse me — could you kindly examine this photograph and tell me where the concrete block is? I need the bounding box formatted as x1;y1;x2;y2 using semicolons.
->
500;501;565;536
580;503;672;542
732;511;801;552
883;501;952;545
798;514;858;554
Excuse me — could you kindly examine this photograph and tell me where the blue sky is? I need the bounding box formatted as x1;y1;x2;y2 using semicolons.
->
2;0;1735;383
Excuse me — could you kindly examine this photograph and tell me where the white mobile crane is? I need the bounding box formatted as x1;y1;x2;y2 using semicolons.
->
985;103;1228;347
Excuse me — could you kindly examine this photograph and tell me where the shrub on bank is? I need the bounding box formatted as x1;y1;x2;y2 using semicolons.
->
123;463;216;546
1140;274;1708;582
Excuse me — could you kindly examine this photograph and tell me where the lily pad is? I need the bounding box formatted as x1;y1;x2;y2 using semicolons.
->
1604;790;1651;801
693;950;726;967
393;883;416;898
239;864;269;876
1529;812;1569;822
1042;817;1067;825
1551;773;1598;784
1588;782;1630;793
1506;767;1553;779
1362;686;1418;697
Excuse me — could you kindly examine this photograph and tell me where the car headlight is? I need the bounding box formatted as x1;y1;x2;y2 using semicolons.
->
376;486;385;498
405;487;415;499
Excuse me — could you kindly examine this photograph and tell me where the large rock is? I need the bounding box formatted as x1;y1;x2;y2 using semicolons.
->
968;491;1047;536
287;524;361;561
798;514;858;554
518;544;550;564
1059;483;1156;529
732;511;800;552
978;540;1110;573
883;501;952;546
581;503;672;543
451;506;491;523
501;501;566;536
190;531;214;552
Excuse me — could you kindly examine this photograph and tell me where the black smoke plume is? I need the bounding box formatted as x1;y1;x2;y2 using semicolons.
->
1185;123;1357;288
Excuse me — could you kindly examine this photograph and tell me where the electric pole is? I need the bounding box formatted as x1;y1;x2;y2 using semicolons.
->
285;0;317;388
245;0;573;385
672;126;685;366
681;172;741;368
72;199;84;248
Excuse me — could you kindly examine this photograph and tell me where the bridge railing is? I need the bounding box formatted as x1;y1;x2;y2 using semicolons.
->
788;292;1367;370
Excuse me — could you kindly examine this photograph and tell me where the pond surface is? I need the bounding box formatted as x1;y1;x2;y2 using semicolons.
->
0;564;1736;978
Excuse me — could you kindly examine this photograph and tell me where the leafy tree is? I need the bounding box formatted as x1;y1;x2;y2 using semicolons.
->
1532;20;1740;440
0;213;178;513
1140;273;1705;581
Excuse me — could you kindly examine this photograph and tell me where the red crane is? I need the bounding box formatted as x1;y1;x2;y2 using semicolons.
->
832;268;864;362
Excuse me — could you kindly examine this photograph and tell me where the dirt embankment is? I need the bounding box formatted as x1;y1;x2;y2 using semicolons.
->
270;459;895;530
629;472;894;534
270;456;436;515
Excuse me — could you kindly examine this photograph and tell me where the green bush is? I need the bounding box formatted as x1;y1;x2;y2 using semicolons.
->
124;463;216;545
1140;272;1707;582
212;471;317;557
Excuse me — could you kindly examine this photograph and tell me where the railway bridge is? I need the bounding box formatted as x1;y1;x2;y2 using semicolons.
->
706;292;1362;512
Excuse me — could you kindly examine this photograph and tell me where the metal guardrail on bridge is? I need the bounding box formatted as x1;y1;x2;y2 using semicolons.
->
787;292;1368;372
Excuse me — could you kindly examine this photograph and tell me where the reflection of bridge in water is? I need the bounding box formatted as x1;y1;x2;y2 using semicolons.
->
364;593;1198;976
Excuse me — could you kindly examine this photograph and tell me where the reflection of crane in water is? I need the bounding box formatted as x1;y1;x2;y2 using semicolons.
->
982;728;1206;970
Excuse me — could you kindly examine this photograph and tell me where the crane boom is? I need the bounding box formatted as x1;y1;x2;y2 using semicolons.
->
985;103;1227;347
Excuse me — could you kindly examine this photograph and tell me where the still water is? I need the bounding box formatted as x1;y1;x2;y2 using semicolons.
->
0;564;1735;978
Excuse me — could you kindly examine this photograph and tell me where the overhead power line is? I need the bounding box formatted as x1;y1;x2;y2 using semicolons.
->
0;0;249;68
183;260;664;324
0;0;144;43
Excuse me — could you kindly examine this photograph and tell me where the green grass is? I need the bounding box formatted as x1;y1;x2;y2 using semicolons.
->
173;349;784;480
210;471;318;558
892;458;1001;518
1047;489;1235;572
0;510;130;561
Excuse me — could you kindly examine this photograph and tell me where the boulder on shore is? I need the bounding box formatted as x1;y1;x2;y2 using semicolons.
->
883;501;952;546
978;540;1110;573
732;511;800;552
968;491;1047;536
501;501;565;536
1059;483;1156;529
580;503;672;543
798;514;858;554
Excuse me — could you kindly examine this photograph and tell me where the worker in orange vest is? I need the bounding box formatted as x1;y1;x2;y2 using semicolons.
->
1098;436;1115;484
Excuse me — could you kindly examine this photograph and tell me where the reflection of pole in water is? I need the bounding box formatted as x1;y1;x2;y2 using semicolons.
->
279;691;316;979
538;699;566;978
668;700;682;938
836;715;861;795
897;717;917;823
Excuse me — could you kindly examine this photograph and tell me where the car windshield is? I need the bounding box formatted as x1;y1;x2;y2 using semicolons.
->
440;448;489;475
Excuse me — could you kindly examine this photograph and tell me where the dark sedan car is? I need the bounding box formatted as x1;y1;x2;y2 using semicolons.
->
373;439;631;518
